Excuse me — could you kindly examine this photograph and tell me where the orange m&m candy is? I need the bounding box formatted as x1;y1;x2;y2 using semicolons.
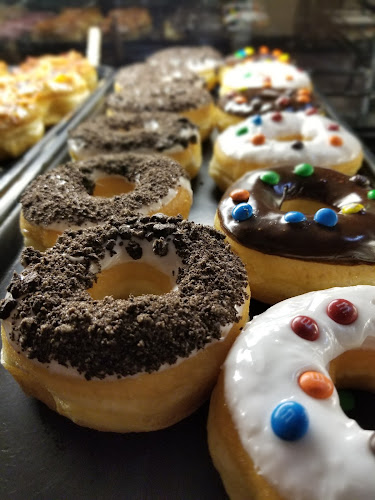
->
251;134;266;145
330;135;343;147
298;371;334;399
259;45;269;54
230;189;250;203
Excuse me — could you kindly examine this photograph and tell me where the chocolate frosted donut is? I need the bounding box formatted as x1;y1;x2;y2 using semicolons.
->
216;87;319;130
215;165;375;303
20;153;192;250
68;111;202;178
147;46;223;89
106;79;214;140
1;215;250;432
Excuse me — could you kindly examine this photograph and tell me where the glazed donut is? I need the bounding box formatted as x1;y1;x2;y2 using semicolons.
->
114;62;205;93
208;285;375;500
68;111;202;179
0;82;45;160
20;153;193;251
209;111;363;190
147;46;223;90
215;87;318;131
1;215;250;432
106;78;215;141
215;165;375;304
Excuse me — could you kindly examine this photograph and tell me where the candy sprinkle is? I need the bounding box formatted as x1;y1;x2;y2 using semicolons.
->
236;126;248;136
330;135;343;147
260;170;280;185
341;203;365;214
230;189;250;203
232;202;253;221
284;211;306;223
314;208;338;227
291;316;320;341
293;163;314;176
271;401;309;441
298;371;334;399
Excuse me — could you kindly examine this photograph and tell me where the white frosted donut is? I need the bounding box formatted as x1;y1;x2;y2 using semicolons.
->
208;285;375;500
209;110;363;190
220;60;312;95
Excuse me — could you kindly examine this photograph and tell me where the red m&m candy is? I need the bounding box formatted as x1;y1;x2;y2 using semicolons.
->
291;316;319;341
327;299;358;325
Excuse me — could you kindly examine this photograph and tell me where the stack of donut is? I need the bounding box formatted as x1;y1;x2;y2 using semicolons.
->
2;43;375;500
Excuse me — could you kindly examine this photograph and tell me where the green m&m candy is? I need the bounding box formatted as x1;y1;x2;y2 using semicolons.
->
293;163;314;177
260;170;280;185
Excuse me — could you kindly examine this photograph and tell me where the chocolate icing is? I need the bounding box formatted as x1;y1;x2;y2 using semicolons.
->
217;88;318;117
68;111;199;155
21;153;189;227
218;166;375;263
0;215;248;380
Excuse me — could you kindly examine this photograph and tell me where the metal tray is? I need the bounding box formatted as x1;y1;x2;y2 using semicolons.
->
0;65;115;226
1;91;375;500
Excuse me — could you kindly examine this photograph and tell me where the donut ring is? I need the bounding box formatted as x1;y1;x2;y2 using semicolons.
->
209;111;363;190
1;215;250;432
147;46;223;90
215;166;375;303
106;80;214;141
208;285;375;500
215;87;318;131
20;153;192;251
68;111;202;178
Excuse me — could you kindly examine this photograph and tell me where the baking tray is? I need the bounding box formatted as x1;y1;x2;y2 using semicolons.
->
0;65;115;226
1;91;375;500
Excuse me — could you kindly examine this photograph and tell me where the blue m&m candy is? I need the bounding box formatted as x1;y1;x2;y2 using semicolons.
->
313;208;338;227
232;202;253;221
252;115;262;126
283;211;306;223
271;401;309;441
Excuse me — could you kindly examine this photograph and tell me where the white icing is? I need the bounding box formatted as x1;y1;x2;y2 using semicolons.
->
225;285;375;500
221;60;312;92
217;110;362;166
40;173;192;232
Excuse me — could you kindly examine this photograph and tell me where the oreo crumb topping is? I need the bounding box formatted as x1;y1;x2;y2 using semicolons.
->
147;46;223;71
21;153;189;227
69;111;199;155
1;215;248;380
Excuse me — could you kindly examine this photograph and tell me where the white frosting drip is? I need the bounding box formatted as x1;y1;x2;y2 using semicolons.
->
224;285;375;500
221;60;312;92
217;111;362;166
40;174;192;232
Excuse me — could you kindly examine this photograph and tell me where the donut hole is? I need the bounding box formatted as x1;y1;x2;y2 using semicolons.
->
281;198;334;214
88;262;174;300
93;176;135;198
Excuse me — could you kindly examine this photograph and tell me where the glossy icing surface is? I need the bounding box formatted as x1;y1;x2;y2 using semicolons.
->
217;166;375;263
224;285;375;500
217;111;362;166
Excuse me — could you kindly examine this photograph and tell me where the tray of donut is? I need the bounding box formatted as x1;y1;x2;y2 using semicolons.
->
0;52;115;226
1;45;375;500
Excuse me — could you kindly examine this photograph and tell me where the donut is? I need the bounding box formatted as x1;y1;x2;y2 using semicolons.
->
106;77;215;141
214;165;375;303
209;111;363;190
215;87;318;131
20;153;193;251
219;58;312;96
0;81;45;160
147;46;223;90
208;285;375;500
68;111;202;178
1;215;250;432
114;62;205;93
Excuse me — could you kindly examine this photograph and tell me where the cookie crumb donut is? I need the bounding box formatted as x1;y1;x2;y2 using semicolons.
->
106;78;214;141
215;166;375;303
1;215;250;432
208;285;375;500
20;153;192;250
209;111;363;190
215;87;318;131
68;111;202;178
147;46;223;90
